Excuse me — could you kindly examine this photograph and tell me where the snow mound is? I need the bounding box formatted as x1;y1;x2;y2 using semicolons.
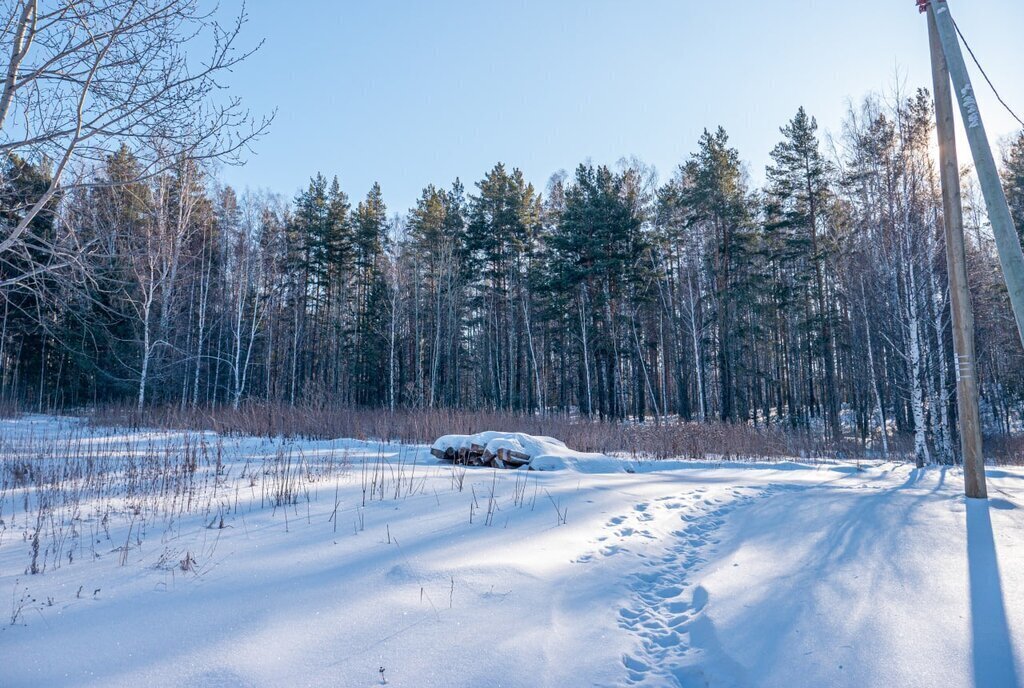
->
430;431;621;472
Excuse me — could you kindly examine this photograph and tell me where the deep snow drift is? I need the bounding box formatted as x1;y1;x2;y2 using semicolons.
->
1;416;1022;687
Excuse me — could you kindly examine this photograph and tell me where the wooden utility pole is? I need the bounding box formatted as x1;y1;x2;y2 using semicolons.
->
925;0;1024;349
924;2;986;498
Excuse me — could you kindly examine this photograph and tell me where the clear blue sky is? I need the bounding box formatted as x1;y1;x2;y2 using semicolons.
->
221;0;1024;213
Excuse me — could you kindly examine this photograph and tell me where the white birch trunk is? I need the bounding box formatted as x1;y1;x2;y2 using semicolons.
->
579;285;593;416
906;261;931;467
687;271;706;421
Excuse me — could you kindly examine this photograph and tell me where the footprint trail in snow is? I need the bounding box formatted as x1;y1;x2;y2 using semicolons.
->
580;484;776;686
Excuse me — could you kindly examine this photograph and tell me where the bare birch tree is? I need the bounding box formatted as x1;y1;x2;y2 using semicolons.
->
0;0;268;278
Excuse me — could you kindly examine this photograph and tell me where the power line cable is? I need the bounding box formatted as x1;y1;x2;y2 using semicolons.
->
952;17;1024;130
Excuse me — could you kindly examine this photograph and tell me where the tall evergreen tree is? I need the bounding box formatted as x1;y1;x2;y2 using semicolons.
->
1004;131;1024;244
352;183;390;404
547;164;649;419
766;107;840;436
679;128;753;423
466;164;541;410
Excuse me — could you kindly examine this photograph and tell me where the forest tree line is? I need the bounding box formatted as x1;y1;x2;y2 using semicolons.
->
3;89;1024;464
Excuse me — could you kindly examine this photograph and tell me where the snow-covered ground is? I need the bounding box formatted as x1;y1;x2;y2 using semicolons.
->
1;416;1022;687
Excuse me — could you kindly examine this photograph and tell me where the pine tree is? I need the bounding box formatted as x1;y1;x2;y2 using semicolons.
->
407;181;468;406
466;164;541;410
352;183;390;404
0;154;62;406
673;128;753;423
766;107;840;436
547;164;649;419
1004;131;1024;244
324;177;353;395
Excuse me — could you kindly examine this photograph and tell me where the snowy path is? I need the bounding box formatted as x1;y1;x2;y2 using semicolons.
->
614;486;772;686
1;417;1023;687
667;467;1024;688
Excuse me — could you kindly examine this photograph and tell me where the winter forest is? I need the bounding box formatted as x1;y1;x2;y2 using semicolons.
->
5;92;1024;464
5;2;1024;687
